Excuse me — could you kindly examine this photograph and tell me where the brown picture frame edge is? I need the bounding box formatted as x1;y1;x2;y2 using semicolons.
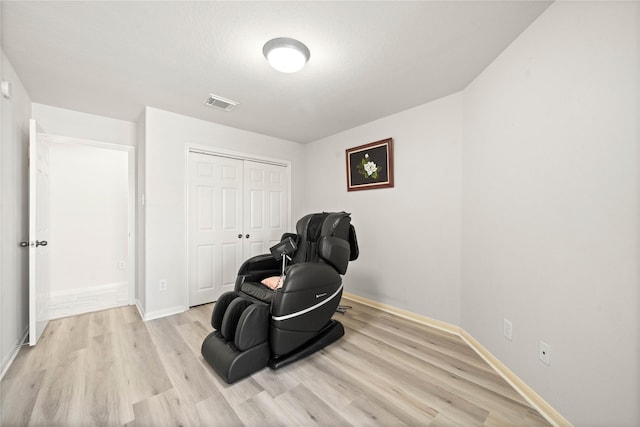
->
345;138;394;192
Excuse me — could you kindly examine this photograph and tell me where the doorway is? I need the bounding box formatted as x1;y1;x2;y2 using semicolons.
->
45;134;135;319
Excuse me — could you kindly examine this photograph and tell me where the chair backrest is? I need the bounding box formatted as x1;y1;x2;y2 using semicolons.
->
290;212;358;273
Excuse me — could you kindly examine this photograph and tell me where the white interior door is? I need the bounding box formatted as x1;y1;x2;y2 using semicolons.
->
243;161;289;258
28;120;51;346
188;153;244;306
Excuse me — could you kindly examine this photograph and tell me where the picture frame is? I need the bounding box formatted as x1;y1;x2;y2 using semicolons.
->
346;138;394;191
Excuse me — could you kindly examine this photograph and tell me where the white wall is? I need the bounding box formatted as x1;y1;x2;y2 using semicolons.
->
0;51;31;376
32;103;136;146
142;107;306;318
48;143;129;317
461;2;639;425
305;93;463;325
50;144;129;292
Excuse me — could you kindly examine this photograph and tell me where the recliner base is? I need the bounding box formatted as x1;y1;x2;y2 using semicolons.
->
268;320;345;370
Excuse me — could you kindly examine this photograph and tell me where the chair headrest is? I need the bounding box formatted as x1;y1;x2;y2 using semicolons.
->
291;212;358;267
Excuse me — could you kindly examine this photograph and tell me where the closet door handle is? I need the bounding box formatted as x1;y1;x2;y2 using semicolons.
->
20;241;29;248
237;234;242;239
36;240;48;247
245;234;250;239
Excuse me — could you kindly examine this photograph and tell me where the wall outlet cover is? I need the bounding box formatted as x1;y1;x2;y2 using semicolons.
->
503;318;513;341
539;341;551;365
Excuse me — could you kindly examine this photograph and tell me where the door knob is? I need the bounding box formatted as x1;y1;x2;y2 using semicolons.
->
245;234;250;239
237;234;242;239
19;241;29;248
35;240;48;247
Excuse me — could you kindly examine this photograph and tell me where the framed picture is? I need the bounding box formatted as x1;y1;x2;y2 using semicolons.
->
346;138;394;191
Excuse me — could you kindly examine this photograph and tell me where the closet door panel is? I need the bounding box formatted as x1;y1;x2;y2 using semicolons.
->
243;161;288;257
189;153;243;306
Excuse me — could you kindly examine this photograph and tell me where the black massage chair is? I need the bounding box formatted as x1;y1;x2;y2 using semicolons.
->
201;212;359;383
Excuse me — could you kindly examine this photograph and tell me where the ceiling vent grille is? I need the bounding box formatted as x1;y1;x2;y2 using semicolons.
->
204;94;239;112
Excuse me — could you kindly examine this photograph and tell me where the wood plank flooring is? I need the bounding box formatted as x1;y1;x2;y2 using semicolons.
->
0;298;551;426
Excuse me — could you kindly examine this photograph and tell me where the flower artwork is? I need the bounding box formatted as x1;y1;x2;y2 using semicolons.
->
357;153;382;179
346;138;394;191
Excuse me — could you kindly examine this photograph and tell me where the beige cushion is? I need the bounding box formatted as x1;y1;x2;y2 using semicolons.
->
261;275;284;289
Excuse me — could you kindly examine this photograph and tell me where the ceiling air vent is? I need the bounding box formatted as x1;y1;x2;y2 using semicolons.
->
204;94;239;112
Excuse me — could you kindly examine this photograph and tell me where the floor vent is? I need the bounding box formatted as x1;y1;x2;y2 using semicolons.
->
204;94;239;112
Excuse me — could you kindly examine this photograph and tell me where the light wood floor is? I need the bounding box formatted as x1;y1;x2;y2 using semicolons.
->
1;298;551;426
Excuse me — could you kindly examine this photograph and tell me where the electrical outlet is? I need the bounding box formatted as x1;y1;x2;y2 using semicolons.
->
539;341;551;365
118;260;126;270
159;279;167;291
503;318;513;341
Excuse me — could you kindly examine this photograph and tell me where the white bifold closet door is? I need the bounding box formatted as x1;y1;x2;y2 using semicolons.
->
188;152;289;306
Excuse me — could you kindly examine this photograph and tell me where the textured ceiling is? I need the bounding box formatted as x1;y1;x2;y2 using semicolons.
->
1;1;552;143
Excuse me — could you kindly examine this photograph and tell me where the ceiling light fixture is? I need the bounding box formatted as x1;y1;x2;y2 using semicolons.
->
263;37;310;73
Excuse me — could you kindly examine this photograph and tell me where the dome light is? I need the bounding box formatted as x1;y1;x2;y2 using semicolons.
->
263;37;310;73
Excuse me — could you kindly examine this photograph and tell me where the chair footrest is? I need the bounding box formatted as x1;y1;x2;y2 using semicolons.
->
201;331;269;384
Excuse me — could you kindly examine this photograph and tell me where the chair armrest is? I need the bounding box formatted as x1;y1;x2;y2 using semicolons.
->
234;254;281;292
281;263;341;293
271;263;343;321
237;254;280;276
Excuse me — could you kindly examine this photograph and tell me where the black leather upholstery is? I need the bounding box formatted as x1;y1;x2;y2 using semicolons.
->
239;282;275;303
220;297;254;341
211;292;237;330
201;211;358;383
319;236;351;274
234;303;270;351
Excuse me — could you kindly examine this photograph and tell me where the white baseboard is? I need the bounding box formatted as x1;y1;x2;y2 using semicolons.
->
0;327;28;381
458;329;572;427
343;292;460;335
135;299;146;320
50;281;130;319
142;304;186;321
131;299;185;322
342;292;572;427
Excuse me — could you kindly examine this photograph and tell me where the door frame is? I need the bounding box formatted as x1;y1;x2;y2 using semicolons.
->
40;133;137;305
184;144;291;308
